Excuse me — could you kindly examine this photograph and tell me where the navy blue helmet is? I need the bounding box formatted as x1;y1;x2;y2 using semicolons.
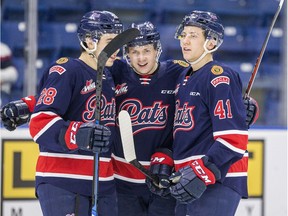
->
126;22;161;47
77;10;123;43
175;10;224;48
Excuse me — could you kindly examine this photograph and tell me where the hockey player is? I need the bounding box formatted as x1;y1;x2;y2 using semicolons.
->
109;21;186;215
169;11;250;215
1;11;123;216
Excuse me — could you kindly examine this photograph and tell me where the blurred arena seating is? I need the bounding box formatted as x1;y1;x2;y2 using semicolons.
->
0;0;286;126
90;0;154;25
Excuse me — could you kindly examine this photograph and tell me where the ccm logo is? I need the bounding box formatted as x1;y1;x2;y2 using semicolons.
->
191;160;212;184
161;90;175;94
70;122;81;145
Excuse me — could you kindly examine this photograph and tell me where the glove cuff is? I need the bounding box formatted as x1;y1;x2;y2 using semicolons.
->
201;156;221;181
59;121;82;151
150;148;174;167
21;95;36;112
190;156;221;186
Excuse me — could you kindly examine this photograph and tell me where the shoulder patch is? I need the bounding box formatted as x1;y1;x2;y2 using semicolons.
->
49;65;66;75
210;76;230;87
173;60;189;68
211;65;223;75
56;57;69;64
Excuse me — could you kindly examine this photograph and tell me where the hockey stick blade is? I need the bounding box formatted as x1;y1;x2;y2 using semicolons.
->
91;28;140;216
244;0;284;98
119;110;159;185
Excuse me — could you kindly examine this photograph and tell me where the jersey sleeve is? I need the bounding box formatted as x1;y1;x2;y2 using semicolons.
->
29;60;77;152
204;65;248;175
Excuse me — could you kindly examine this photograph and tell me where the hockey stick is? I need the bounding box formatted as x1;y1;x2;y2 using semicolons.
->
118;110;159;185
91;28;140;216
244;0;284;98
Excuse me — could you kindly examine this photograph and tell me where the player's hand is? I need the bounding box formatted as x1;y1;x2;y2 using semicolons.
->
146;148;174;198
59;122;111;153
0;100;31;131
169;156;221;204
243;96;259;128
77;122;111;153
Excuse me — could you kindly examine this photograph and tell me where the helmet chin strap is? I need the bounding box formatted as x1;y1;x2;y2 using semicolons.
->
186;39;219;65
80;41;98;58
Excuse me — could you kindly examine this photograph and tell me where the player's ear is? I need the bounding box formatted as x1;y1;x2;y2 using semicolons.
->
206;39;217;51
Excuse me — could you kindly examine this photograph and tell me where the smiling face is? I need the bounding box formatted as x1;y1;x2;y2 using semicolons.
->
127;43;158;75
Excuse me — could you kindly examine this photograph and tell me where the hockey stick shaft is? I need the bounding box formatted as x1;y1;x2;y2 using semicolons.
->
244;0;284;98
91;29;140;216
130;159;160;185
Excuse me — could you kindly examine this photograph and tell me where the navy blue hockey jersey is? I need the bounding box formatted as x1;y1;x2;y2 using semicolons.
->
29;57;116;196
173;61;249;197
110;59;188;194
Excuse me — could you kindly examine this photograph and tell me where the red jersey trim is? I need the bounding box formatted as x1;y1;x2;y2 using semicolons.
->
29;111;62;141
111;154;150;181
36;152;114;179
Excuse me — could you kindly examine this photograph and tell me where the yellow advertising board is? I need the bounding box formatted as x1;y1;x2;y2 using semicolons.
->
247;140;264;197
2;140;39;199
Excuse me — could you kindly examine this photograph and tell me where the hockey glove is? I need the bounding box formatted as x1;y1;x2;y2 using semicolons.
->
169;156;221;204
0;100;31;131
146;148;174;198
59;122;111;153
243;96;259;128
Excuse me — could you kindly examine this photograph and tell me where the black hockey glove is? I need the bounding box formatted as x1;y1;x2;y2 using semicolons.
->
146;148;174;198
0;100;31;131
243;96;259;128
59;122;111;153
169;156;221;204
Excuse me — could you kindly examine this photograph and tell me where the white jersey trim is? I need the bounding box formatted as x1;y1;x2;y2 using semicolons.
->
39;152;111;162
213;129;248;136
174;155;204;165
36;172;114;181
39;152;94;160
36;172;93;180
111;153;150;166
226;172;248;177
114;174;145;184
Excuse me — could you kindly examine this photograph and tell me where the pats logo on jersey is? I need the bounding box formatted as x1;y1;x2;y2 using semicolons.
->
115;83;128;96
118;100;169;134
211;65;223;75
49;65;66;75
81;79;96;94
173;100;195;136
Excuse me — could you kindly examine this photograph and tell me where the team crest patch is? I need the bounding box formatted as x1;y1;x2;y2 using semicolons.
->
115;83;128;96
81;79;96;94
173;60;189;67
56;57;69;64
211;76;230;87
49;65;66;75
211;65;223;75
